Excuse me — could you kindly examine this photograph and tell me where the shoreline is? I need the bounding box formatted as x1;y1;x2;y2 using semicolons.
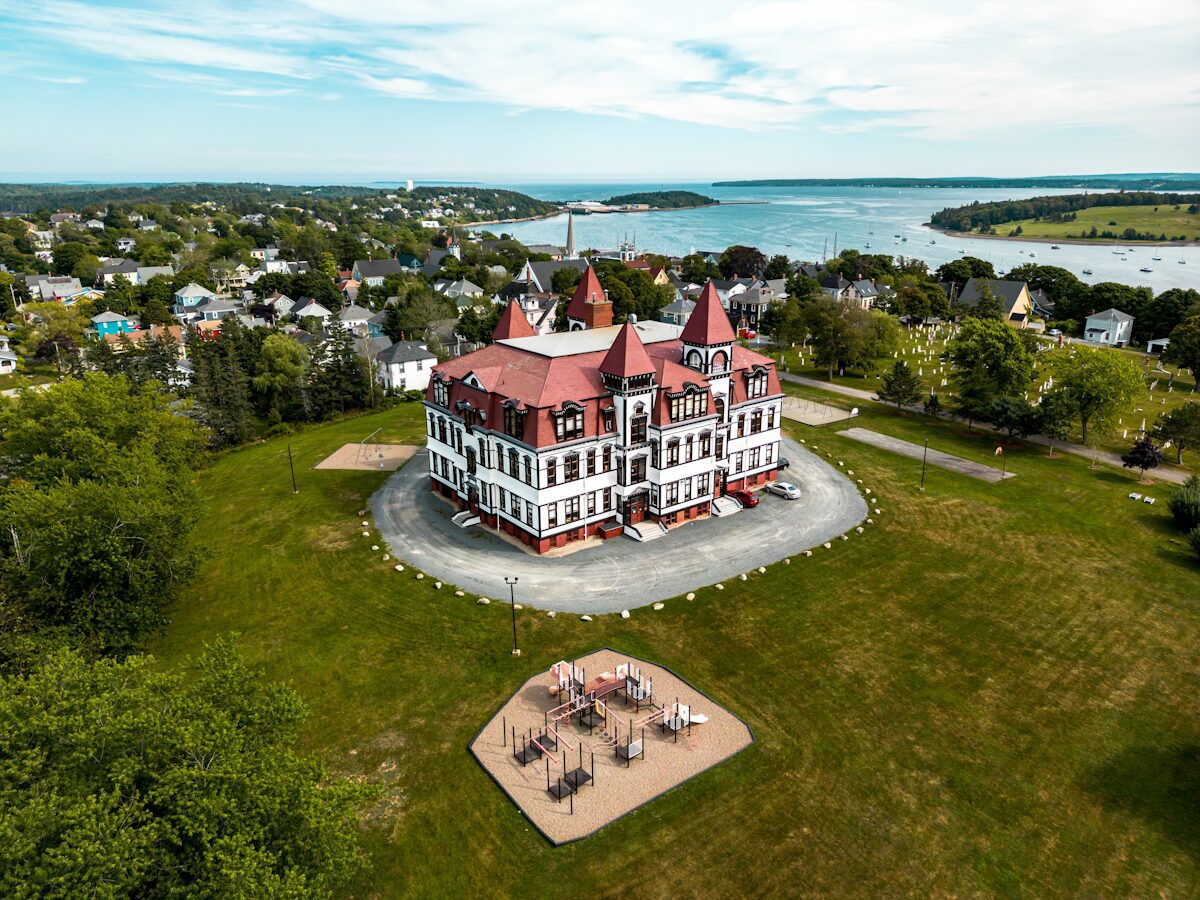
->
464;200;767;227
924;222;1199;247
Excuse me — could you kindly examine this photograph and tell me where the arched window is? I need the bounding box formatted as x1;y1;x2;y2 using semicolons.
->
686;348;702;369
711;350;728;372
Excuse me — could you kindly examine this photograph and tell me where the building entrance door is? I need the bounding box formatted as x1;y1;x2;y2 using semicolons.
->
624;491;648;525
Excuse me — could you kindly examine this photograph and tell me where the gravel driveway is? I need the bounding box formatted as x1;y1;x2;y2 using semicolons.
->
370;437;867;614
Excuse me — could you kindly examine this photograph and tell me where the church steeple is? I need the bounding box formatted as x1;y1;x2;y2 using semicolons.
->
565;210;577;260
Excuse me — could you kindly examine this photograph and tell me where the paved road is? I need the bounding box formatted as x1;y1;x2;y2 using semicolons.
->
370;437;867;615
780;373;1190;486
839;427;1014;482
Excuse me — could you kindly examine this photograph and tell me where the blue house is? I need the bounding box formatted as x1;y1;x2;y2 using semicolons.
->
91;310;135;337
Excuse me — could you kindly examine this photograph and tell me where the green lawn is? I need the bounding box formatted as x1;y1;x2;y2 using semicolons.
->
968;204;1200;242
0;358;58;392
771;328;1200;473
150;401;1200;896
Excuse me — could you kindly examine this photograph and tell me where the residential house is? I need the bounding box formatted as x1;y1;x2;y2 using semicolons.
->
395;252;423;272
250;245;279;262
97;258;139;285
50;212;80;227
352;259;403;286
292;297;333;322
91;310;136;337
338;304;373;334
375;340;437;393
0;336;18;374
659;296;696;327
192;298;239;322
434;278;484;301
1084;308;1134;347
173;282;216;313
35;276;83;302
260;291;295;319
116;237;136;253
957;278;1036;329
514;258;593;293
727;287;774;332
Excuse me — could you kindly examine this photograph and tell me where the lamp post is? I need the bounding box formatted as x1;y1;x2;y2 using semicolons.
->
287;444;298;494
920;438;929;492
506;576;520;657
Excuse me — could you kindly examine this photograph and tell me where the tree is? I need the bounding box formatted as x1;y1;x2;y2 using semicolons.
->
924;391;943;418
253;333;309;416
310;318;371;417
0;374;203;651
0;640;373;896
1036;389;1077;456
990;394;1037;437
1121;435;1163;480
764;254;792;280
876;360;922;409
680;253;720;284
946;318;1036;412
1045;346;1146;444
1166;481;1200;532
718;245;767;279
187;330;256;448
1164;315;1200;390
964;281;1005;321
936;256;994;286
1153;402;1200;465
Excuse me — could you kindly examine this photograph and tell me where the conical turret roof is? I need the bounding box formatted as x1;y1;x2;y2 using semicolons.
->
492;299;536;340
599;322;655;378
681;280;735;345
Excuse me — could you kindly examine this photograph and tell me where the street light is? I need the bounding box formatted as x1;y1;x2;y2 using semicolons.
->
920;438;929;492
505;576;520;657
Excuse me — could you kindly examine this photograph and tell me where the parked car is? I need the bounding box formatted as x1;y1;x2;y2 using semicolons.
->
776;456;790;471
766;482;802;500
729;489;759;508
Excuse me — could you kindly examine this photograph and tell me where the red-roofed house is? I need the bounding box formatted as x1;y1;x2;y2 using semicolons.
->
423;279;784;554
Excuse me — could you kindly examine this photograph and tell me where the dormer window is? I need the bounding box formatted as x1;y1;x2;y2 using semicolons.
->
503;400;527;439
552;402;585;442
668;384;709;423
432;378;449;407
602;407;616;433
746;366;769;399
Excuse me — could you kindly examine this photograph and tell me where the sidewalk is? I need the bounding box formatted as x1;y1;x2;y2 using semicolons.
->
780;372;1191;486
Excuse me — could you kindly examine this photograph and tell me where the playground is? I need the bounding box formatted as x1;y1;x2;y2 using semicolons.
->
315;439;418;472
781;394;859;427
469;648;754;845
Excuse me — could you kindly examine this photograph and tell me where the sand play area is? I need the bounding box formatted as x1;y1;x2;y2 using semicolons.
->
781;395;859;427
469;648;754;845
315;442;418;471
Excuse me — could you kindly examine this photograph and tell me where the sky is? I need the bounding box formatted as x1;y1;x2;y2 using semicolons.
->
1;0;1198;183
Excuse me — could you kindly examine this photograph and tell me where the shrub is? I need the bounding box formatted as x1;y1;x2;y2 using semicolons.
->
1189;526;1200;561
1167;487;1200;532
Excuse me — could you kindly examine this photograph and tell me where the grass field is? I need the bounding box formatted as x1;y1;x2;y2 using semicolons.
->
966;204;1200;242
771;327;1200;472
148;398;1200;896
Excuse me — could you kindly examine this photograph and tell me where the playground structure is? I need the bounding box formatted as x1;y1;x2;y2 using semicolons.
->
469;648;753;845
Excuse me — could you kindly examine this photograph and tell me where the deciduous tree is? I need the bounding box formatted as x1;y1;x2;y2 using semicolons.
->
1045;345;1146;444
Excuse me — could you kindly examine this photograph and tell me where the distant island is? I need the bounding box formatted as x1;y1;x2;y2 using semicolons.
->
602;190;717;209
928;190;1200;244
713;174;1200;191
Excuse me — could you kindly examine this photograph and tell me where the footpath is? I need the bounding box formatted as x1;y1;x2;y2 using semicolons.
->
780;372;1191;486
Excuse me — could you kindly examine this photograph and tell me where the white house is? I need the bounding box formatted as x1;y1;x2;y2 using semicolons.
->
116;237;136;253
375;340;437;393
1084;308;1134;348
292;297;333;322
338;304;373;334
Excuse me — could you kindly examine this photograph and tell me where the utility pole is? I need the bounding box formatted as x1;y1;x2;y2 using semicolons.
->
287;444;298;493
506;576;520;656
920;438;929;492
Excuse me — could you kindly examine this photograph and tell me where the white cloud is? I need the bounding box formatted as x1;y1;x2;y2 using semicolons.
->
3;0;1197;141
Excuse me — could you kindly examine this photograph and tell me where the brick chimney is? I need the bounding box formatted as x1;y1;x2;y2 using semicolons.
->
585;288;613;329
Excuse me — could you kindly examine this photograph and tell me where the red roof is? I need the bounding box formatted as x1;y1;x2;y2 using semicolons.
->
492;299;536;340
681;281;735;345
566;265;606;320
599;323;655;378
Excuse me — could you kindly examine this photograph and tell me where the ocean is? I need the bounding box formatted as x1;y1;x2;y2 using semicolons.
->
483;182;1199;293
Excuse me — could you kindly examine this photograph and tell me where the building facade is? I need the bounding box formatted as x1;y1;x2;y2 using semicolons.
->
422;272;784;554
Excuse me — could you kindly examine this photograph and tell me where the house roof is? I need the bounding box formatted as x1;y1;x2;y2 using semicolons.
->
958;278;1027;310
377;340;436;365
175;282;215;298
681;282;736;345
354;259;403;278
293;298;333;317
599;323;655;378
91;310;128;323
99;258;138;275
339;304;373;321
1087;307;1134;323
526;258;590;292
566;265;607;320
493;299;536;340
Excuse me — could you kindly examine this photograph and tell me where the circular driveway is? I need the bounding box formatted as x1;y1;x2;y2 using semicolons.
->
370;437;867;615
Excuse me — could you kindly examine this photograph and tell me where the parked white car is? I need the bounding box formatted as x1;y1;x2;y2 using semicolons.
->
766;481;802;500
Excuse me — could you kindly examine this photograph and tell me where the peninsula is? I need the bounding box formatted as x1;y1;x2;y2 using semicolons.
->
712;174;1200;190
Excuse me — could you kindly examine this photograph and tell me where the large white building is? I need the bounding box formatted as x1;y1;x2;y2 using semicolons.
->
422;268;784;553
